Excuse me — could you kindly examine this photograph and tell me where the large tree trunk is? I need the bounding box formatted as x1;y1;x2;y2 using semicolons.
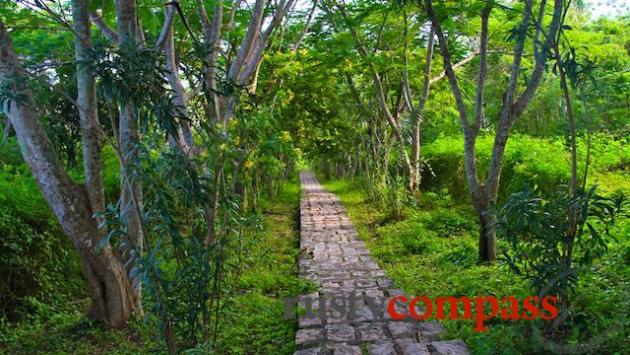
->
0;21;136;327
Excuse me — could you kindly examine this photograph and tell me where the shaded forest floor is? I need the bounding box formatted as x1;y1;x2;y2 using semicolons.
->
0;180;312;354
321;176;630;354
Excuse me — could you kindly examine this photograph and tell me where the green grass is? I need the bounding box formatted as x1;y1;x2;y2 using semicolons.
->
214;180;316;355
321;176;630;354
0;180;311;355
0;310;154;354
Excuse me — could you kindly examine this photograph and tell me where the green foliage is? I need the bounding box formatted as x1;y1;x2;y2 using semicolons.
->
324;177;630;354
0;162;84;321
0;179;306;354
494;186;625;299
214;182;315;354
1;0;628;353
422;134;630;201
0;137;24;166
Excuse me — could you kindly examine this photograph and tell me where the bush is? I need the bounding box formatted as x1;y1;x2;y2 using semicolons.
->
0;166;84;321
494;185;625;312
400;229;432;255
0;138;24;167
420;208;477;237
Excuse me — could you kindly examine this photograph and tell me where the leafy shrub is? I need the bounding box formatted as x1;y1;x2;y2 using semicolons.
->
439;243;478;268
420;208;476;237
0;137;24;167
494;186;625;309
422;134;630;202
0;167;84;320
401;230;431;255
578;134;630;173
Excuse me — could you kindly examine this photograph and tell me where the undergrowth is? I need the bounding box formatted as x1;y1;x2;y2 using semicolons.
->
322;177;629;355
0;180;308;354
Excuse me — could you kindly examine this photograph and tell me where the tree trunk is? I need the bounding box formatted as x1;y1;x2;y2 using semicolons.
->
118;101;143;309
116;0;144;310
477;208;497;262
197;0;223;123
164;20;194;153
0;21;136;326
72;0;105;224
408;28;434;192
410;121;421;191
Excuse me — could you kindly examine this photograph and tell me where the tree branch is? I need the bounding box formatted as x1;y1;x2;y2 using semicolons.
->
512;0;563;119
473;5;491;132
90;11;119;43
154;5;176;51
292;0;317;52
424;0;471;132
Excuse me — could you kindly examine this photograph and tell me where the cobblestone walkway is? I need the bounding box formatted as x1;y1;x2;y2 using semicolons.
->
294;172;468;355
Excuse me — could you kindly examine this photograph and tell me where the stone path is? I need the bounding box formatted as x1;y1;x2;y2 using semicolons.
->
294;172;468;355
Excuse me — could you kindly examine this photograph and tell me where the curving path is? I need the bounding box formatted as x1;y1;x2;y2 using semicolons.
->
294;171;468;355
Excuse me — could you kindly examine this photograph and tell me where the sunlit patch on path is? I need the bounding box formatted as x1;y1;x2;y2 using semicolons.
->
294;171;468;355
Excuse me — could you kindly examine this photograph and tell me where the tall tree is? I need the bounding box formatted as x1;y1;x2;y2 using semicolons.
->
0;13;136;326
402;14;434;192
423;0;565;262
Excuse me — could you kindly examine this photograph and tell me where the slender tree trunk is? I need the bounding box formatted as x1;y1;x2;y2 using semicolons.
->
0;21;136;327
425;0;563;262
198;0;224;123
72;0;105;219
164;21;194;152
408;27;434;192
556;53;579;194
410;122;420;190
477;205;496;263
116;0;143;310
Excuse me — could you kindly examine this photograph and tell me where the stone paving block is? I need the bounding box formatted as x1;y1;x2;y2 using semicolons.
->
428;339;469;355
368;342;396;355
397;340;431;355
331;343;362;355
296;328;325;347
326;324;356;343
294;347;325;355
357;322;387;342
416;321;446;342
387;321;414;338
299;313;324;328
351;303;376;322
